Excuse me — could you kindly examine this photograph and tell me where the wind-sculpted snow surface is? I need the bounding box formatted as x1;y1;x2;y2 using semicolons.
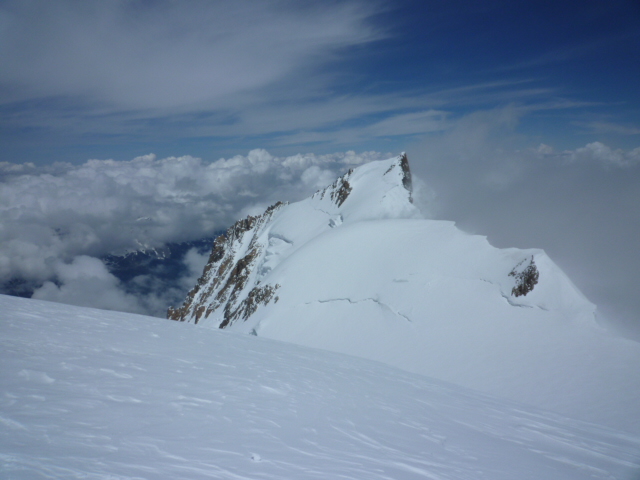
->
2;295;640;479
169;154;640;431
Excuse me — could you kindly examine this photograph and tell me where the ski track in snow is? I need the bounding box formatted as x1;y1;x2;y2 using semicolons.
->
1;294;640;480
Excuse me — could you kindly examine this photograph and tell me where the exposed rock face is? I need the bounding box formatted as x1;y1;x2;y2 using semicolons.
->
219;283;280;329
399;152;412;193
312;168;354;207
385;152;412;202
509;257;540;297
167;201;286;327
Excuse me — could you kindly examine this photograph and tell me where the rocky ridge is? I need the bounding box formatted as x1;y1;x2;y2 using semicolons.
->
167;201;286;326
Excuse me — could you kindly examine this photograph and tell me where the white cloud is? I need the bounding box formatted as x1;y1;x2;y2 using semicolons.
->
532;141;640;168
409;106;640;338
29;252;209;317
366;110;449;136
0;1;382;111
565;142;640;167
179;248;210;291
32;256;145;313
410;105;528;195
301;166;337;189
575;121;640;136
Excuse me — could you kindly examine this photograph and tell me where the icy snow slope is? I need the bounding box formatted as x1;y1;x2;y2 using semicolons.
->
2;295;640;480
169;154;640;432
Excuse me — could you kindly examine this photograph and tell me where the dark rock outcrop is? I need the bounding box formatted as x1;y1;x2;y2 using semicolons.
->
167;201;286;326
385;152;413;202
509;257;539;297
313;168;354;207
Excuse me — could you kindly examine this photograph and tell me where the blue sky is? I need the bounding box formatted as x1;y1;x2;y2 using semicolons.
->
1;0;639;163
1;0;640;337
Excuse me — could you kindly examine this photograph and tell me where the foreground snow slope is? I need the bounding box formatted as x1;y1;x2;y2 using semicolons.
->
169;155;640;431
2;295;639;480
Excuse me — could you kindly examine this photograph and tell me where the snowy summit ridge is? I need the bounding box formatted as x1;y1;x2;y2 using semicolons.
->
169;154;640;430
168;153;591;329
168;153;420;327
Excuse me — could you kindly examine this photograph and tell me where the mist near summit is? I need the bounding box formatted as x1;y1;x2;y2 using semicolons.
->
407;107;640;339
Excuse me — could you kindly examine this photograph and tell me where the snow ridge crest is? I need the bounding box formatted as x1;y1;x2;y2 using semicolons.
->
167;201;286;325
168;154;414;327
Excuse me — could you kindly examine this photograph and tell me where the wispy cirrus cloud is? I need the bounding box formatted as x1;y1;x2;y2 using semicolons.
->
0;0;388;154
0;1;384;110
2;0;622;161
573;121;640;136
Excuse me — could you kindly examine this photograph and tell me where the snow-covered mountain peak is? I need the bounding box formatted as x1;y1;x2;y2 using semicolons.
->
308;152;418;222
167;154;419;326
162;153;640;424
169;153;593;330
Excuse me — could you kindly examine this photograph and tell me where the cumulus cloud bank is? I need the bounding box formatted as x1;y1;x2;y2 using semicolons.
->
564;142;640;168
32;256;144;313
0;149;387;315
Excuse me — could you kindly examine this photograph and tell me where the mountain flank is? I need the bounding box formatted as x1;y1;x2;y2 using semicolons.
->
168;154;640;431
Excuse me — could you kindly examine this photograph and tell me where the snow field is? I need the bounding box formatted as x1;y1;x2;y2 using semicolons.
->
246;219;640;432
2;294;639;479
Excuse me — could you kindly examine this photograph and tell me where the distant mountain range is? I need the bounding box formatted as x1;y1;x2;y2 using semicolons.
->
102;238;215;300
1;237;217;311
